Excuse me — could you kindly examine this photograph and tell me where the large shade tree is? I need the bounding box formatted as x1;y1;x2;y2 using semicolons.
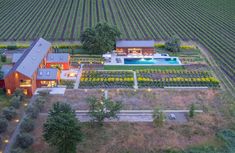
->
80;22;121;54
165;35;181;52
43;102;83;153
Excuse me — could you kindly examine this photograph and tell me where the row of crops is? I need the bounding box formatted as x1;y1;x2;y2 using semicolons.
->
0;0;234;85
79;70;219;88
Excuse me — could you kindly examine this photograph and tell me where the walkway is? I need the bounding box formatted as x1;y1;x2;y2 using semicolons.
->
133;71;138;89
4;96;37;153
74;64;84;89
74;110;203;122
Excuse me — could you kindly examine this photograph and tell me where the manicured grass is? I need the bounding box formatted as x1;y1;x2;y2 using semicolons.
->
104;65;184;70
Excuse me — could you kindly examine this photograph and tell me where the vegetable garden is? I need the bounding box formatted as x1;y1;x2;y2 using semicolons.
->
136;70;220;88
0;0;234;85
79;71;134;88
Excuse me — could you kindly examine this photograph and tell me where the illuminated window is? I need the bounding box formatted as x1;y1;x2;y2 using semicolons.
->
15;73;18;79
20;80;32;87
7;89;11;95
23;89;28;95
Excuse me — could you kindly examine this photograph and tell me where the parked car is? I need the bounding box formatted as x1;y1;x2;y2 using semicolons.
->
169;113;176;120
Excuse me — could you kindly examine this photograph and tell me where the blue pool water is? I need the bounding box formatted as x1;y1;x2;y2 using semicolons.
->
124;58;180;65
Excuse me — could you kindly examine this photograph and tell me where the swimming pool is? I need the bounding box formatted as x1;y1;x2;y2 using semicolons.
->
124;58;180;65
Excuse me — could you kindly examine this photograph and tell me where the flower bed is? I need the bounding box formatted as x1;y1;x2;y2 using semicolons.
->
80;71;134;88
136;69;219;88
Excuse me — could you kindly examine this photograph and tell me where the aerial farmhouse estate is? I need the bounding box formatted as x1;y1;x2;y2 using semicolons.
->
1;38;70;96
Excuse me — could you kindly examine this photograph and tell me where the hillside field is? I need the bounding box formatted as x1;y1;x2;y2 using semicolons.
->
0;0;235;84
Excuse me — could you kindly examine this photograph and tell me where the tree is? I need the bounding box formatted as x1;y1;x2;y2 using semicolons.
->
153;108;165;127
0;118;8;133
189;103;195;118
2;106;17;121
165;35;181;52
10;96;21;109
80;22;121;54
16;133;34;149
43;102;83;153
1;54;6;62
88;96;122;126
20;117;34;133
26;105;39;119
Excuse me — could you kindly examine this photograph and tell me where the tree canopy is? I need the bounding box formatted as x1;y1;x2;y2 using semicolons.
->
43;102;83;153
80;22;121;54
88;96;122;126
165;35;181;52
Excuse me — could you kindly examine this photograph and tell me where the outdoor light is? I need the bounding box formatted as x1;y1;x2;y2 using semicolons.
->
147;88;152;92
15;119;19;123
101;89;104;92
84;89;87;92
24;103;28;106
4;139;9;143
134;89;137;92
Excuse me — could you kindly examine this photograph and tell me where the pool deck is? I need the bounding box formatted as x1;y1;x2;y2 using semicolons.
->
103;53;182;66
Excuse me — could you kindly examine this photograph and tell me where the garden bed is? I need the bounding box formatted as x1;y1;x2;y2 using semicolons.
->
136;69;219;88
79;71;134;88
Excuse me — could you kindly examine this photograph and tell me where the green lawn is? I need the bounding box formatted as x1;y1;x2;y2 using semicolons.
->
104;65;184;70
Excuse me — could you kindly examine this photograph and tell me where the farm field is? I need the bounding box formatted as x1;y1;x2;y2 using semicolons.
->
0;0;234;85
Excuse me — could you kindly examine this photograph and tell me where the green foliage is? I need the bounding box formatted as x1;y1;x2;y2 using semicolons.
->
81;22;121;54
165;36;181;52
13;88;24;101
20;117;34;133
10;96;21;109
185;145;219;153
43;102;83;153
217;129;235;152
37;90;50;97
7;45;17;50
34;96;46;111
0;117;8;133
189;103;195;118
2;106;17;121
153;108;165;127
1;54;6;62
16;133;34;149
26;105;39;119
88;96;122;126
60;80;75;89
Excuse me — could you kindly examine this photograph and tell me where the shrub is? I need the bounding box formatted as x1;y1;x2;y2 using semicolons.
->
26;105;39;119
20;117;34;133
2;107;17;121
13;88;24;101
189;103;195;118
0;118;8;133
10;96;21;109
1;54;6;62
60;80;75;89
37;90;50;97
34;96;46;111
154;43;165;48
16;133;34;149
7;45;17;50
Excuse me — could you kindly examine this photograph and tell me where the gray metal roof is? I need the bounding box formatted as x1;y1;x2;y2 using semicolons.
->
116;40;155;48
46;53;69;63
1;65;12;78
37;68;58;80
12;53;23;63
6;38;52;78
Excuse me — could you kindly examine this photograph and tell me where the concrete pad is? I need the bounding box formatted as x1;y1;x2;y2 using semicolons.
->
34;88;66;95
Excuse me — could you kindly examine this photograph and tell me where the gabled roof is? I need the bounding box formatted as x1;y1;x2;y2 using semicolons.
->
12;53;23;63
46;53;69;63
6;38;52;78
37;68;58;80
116;40;155;48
